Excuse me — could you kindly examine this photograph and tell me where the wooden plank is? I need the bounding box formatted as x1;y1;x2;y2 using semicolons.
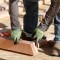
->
0;37;38;56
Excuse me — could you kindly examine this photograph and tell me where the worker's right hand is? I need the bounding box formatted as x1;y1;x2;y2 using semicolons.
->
33;28;44;47
34;28;44;42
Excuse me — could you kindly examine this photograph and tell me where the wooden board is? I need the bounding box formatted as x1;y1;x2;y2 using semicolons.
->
0;36;38;56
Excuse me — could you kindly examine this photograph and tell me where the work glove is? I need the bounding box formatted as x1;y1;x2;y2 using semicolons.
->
33;28;44;47
11;29;22;44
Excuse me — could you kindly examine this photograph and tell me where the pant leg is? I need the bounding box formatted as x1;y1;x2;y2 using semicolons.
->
23;0;38;34
54;9;60;42
26;0;39;2
9;0;20;30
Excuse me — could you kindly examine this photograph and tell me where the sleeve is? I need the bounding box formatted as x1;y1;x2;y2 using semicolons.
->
38;0;60;31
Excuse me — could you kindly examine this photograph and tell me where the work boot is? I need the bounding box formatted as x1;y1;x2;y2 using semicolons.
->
21;31;34;41
11;29;22;44
47;40;55;47
38;36;47;48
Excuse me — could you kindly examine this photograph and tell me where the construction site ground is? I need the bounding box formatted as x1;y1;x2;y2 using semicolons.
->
0;17;60;60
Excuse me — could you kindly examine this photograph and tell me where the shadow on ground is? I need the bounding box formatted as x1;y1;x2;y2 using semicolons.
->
0;23;7;28
0;58;6;60
0;23;11;33
38;40;60;57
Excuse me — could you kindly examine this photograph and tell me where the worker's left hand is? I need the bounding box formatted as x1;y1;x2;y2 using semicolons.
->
11;29;22;44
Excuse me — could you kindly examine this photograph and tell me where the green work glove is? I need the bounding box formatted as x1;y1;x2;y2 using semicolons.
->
11;29;22;44
34;28;44;42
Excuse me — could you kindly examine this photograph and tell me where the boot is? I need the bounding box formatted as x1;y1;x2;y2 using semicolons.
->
21;30;35;41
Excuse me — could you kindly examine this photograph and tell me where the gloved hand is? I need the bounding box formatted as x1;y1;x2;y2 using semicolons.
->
33;28;44;47
34;28;44;41
11;29;22;44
